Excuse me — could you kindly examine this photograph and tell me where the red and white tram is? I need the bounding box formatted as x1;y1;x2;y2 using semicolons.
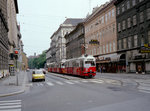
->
48;55;96;78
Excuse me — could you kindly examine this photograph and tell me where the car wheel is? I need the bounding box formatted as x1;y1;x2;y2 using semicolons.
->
32;79;35;82
43;79;45;81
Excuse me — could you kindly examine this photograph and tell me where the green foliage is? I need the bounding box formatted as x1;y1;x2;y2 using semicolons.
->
28;51;46;69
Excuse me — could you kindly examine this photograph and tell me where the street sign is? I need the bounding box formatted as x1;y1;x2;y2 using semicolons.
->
89;39;99;45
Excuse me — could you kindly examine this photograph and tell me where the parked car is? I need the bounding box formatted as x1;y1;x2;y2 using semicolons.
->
32;70;45;82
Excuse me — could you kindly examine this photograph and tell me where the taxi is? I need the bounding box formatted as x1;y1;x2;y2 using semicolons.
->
32;70;45;82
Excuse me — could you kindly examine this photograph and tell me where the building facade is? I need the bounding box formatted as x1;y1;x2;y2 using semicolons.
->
0;0;9;77
65;22;85;59
7;0;19;69
46;18;84;65
115;0;150;74
84;0;118;72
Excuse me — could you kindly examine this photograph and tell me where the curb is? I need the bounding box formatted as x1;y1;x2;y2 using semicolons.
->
0;72;27;98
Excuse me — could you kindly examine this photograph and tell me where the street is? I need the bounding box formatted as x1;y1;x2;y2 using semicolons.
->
0;72;150;111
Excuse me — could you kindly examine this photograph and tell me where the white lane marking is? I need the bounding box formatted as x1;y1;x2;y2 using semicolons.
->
0;109;21;111
90;80;103;84
46;82;54;86
81;80;88;83
56;81;64;85
0;100;21;103
0;105;21;109
139;90;150;94
72;81;80;83
0;102;21;106
65;81;74;84
138;86;150;91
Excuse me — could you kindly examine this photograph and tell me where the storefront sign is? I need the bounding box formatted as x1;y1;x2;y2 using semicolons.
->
140;43;150;53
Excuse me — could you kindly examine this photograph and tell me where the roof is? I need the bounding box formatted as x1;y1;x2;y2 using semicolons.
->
63;18;84;26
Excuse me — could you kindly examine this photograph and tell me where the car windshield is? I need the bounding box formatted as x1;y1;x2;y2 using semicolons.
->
33;70;43;74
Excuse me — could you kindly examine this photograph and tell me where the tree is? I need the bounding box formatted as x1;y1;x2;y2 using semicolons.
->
28;51;46;69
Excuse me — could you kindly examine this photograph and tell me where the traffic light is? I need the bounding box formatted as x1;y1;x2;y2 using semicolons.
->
14;49;19;59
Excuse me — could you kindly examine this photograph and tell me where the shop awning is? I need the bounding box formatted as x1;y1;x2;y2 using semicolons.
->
96;53;125;63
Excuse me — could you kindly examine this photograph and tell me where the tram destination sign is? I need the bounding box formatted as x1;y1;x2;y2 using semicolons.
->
140;43;150;53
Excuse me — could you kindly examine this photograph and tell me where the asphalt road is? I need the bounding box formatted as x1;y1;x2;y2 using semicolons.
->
0;71;150;111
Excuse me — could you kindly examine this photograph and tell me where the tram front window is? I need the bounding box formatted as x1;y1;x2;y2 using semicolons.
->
85;61;95;67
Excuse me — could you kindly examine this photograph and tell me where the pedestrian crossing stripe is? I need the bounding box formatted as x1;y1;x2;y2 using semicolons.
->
65;81;74;84
46;82;54;86
55;81;63;85
33;79;122;87
0;100;21;111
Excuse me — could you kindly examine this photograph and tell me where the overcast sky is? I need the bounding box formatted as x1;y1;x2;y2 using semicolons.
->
17;0;109;56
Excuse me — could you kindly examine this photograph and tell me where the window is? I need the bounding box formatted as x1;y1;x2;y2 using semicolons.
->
140;12;144;23
127;1;130;9
141;35;144;46
147;8;150;20
134;35;138;47
105;13;108;23
108;11;111;19
112;8;115;17
148;31;150;43
139;0;144;2
117;7;120;15
128;37;132;49
109;43;112;52
122;20;126;30
118;23;121;32
103;45;105;54
113;41;116;51
122;4;125;13
101;16;104;23
106;44;108;53
132;0;136;6
133;15;137;26
100;46;102;54
127;18;131;28
119;40;122;50
123;38;127;49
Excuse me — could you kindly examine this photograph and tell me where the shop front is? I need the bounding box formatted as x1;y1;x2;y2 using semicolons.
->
95;53;126;73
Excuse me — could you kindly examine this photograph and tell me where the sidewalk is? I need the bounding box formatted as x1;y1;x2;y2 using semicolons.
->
96;72;150;80
0;71;28;97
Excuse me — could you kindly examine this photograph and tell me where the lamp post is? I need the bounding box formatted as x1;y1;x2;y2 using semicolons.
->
14;49;19;86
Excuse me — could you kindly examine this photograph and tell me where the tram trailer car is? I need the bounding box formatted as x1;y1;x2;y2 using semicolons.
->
48;55;96;78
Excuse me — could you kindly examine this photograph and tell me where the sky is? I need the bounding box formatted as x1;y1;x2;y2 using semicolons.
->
17;0;109;57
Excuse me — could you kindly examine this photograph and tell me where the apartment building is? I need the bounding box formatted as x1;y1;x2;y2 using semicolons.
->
115;0;150;74
84;0;118;72
0;0;9;76
65;22;85;59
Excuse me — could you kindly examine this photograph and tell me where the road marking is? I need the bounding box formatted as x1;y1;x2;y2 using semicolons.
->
46;82;54;86
0;109;21;111
0;100;21;111
72;81;80;83
138;89;150;94
90;80;103;84
0;102;21;106
56;81;64;85
81;80;88;83
0;100;21;103
0;105;21;109
65;81;74;84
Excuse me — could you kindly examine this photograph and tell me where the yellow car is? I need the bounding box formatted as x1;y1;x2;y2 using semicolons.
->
32;70;45;82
